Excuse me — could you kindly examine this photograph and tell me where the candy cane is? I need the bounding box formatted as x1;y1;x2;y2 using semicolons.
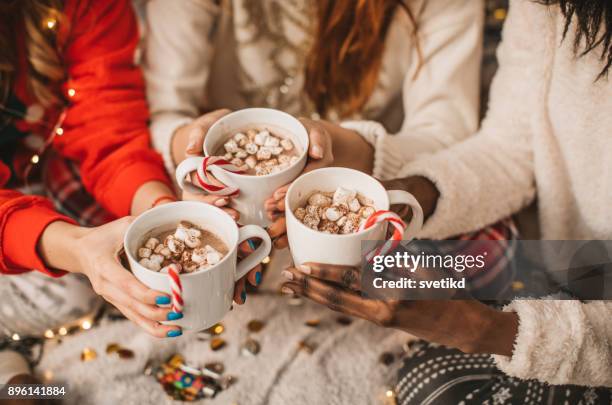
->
166;264;184;313
359;210;407;262
194;156;245;196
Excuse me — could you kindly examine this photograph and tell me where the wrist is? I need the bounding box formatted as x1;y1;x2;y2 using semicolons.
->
460;305;518;356
130;181;176;216
171;124;191;166
383;176;439;219
38;221;87;274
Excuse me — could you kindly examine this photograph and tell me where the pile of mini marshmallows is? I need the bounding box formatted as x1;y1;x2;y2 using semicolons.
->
222;129;299;176
138;221;225;274
294;187;376;234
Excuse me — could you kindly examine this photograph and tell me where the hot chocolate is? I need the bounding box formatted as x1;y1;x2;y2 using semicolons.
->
137;221;228;274
294;187;376;234
215;127;300;176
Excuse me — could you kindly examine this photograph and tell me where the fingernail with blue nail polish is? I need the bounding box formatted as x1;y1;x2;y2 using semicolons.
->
241;290;247;302
156;296;171;305
167;312;183;321
255;272;262;285
167;329;182;338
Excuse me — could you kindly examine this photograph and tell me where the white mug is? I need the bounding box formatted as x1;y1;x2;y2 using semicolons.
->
285;168;424;267
124;201;272;331
175;108;309;227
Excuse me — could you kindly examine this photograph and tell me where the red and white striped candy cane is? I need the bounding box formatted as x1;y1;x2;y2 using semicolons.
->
359;210;407;262
166;264;184;313
194;156;245;197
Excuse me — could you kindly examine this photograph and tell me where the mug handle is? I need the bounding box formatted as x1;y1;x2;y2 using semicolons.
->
235;225;272;281
175;157;205;194
386;190;424;241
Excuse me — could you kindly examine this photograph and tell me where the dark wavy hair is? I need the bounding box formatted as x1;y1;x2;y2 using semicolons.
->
539;0;612;79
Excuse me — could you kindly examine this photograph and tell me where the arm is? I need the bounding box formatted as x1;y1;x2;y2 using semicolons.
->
341;0;484;180
56;0;173;217
395;0;543;239
144;0;220;171
492;300;612;386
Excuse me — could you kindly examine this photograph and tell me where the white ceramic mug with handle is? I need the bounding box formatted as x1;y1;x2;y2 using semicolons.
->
285;167;423;267
175;108;309;227
124;201;272;331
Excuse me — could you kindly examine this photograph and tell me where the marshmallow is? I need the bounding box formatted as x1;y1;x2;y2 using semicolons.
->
256;147;272;160
336;216;347;227
140;258;161;271
341;213;361;234
319;220;340;234
271;146;283;155
154;244;165;254
359;206;375;219
174;226;189;241
278;155;291;164
357;194;374;206
348;198;361;212
206;251;222;265
264;136;280;147
159;247;172;258
254;131;269;146
264;158;278;167
224;152;233;160
280;138;294;151
230;157;244;167
246;129;257;141
255;166;271;176
308;193;332;207
302;214;320;229
290;156;299;164
165;235;185;254
188;227;201;238
184;234;201;249
306;205;320;218
324;206;343;222
235;148;248;159
224;139;239;153
138;247;152;259
183;261;198;273
191;247;207;264
149;254;164;265
333;187;357;205
294;207;306;220
245;156;257;168
233;132;248;146
144;238;159;250
245;143;259;155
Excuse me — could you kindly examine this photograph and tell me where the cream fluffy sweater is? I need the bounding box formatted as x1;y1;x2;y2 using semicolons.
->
391;0;612;387
144;0;483;175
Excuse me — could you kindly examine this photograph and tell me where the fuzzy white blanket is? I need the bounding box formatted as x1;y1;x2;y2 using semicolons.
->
35;261;409;405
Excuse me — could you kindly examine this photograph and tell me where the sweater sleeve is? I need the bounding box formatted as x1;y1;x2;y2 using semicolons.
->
493;300;612;387
144;0;221;173
0;187;76;277
394;0;544;239
341;0;484;180
54;0;171;218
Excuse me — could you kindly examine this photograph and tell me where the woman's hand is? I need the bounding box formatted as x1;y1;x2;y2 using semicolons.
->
39;219;183;338
280;263;519;356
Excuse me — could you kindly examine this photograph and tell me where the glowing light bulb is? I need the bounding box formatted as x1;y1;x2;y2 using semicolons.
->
11;333;20;341
45;18;57;30
55;127;64;136
58;327;68;336
81;320;92;330
262;256;271;264
30;154;40;164
44;329;55;339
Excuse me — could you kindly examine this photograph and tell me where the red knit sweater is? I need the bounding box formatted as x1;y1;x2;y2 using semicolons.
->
0;0;171;276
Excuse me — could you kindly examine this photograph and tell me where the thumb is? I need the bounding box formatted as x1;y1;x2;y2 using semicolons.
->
301;119;327;160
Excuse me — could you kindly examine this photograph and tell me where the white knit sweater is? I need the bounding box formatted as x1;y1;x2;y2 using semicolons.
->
396;0;612;387
144;0;483;175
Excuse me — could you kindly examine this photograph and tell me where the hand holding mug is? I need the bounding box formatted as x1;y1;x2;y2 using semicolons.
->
39;218;182;338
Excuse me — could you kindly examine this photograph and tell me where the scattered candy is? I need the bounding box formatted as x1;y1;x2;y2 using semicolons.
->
81;347;97;362
106;343;120;354
240;338;261;356
117;348;135;359
210;337;226;351
305;319;321;328
297;340;316;354
208;323;225;335
247;319;265;333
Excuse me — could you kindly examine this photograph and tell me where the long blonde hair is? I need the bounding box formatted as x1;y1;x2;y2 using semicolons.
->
0;0;66;109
